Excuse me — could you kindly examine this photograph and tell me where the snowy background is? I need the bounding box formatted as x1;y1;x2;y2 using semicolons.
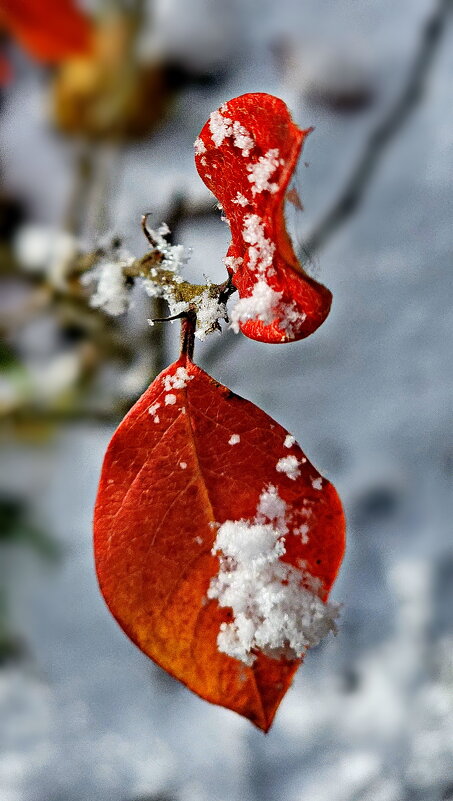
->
1;0;453;800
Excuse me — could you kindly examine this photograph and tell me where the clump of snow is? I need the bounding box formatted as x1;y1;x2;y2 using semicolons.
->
232;121;254;156
209;109;233;146
163;366;194;391
230;278;307;339
276;455;301;480
208;108;255;156
232;192;249;207
294;524;310;544
88;258;133;317
165;393;176;405
247;149;281;195
191;288;228;341
284;434;296;448
233;216;308;337
148;402;160;423
230;281;283;333
223;255;243;272
141;223;188;297
228;434;240;445
208;485;339;666
193;137;206;155
242;215;276;274
180;462;187;470
312;477;323;490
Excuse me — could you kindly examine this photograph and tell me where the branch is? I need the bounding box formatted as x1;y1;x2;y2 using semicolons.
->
302;0;452;255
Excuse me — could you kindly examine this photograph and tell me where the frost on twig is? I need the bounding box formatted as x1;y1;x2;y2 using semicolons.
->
71;220;233;341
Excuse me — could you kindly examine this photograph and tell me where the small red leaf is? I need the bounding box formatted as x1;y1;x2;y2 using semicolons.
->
0;0;92;63
94;355;345;730
194;93;332;343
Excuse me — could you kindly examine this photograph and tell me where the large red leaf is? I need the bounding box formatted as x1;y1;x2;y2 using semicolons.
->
0;0;91;62
94;355;345;730
194;93;332;343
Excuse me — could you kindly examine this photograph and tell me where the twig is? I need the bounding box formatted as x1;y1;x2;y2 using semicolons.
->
303;0;452;255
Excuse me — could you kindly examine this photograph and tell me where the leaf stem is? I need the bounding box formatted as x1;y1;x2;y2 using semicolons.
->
180;311;196;361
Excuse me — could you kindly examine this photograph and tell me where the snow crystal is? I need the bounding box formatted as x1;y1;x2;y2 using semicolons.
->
232;121;255;156
89;261;132;316
223;255;243;272
208;108;255;156
209;109;233;147
256;484;286;523
230;281;282;333
232;220;307;337
148;401;161;423
228;434;240;445
141;223;189;304
242;215;275;274
165;393;176;405
163;367;194;391
208;485;339;666
232;192;249;207
294;523;310;544
193;137;206;155
191;288;227;341
276;455;301;480
180;462;187;470
312;477;323;490
284;434;296;448
247;149;280;195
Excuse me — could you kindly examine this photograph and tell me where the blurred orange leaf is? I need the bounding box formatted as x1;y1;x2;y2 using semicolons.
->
94;355;345;730
0;0;91;63
195;93;332;343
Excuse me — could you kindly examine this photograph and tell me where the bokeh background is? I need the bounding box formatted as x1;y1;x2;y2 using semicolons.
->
1;1;452;800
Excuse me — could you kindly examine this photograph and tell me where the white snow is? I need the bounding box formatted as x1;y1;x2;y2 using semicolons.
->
223;255;243;272
165;393;177;405
191;288;228;341
163;366;194;391
232;121;255;156
247;148;281;195
242;214;276;274
230;280;283;332
208;485;339;666
193;137;206;154
209;109;233;147
208;108;254;155
89;261;132;317
276;455;301;480
312;477;323;490
232;192;249;207
284;434;296;448
228;434;240;445
180;462;187;470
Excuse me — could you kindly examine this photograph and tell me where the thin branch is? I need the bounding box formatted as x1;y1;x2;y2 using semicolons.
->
303;0;452;255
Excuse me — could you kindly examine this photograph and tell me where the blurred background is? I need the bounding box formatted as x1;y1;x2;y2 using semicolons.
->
1;0;452;799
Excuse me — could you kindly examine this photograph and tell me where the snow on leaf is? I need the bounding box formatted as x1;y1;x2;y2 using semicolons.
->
94;355;345;731
194;93;333;343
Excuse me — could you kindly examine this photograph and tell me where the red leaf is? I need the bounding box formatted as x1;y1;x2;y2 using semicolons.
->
94;355;345;730
0;0;91;63
194;93;332;343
